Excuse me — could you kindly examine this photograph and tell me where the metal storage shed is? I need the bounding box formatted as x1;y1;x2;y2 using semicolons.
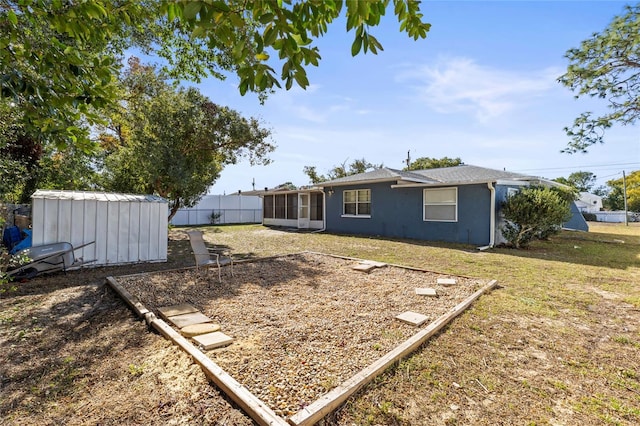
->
31;190;168;267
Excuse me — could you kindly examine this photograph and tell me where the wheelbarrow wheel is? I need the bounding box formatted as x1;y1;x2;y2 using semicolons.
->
10;267;39;281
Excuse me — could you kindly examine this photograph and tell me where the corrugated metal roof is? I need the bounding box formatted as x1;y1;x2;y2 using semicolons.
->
31;190;167;203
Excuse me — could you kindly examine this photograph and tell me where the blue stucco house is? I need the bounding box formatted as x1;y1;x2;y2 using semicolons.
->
257;165;588;247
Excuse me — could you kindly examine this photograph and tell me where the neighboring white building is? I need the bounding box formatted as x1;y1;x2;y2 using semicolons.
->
170;194;262;226
575;192;603;213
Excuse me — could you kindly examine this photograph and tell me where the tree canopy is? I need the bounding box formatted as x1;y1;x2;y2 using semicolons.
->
558;5;640;153
605;170;640;212
552;171;597;193
99;60;274;219
1;1;431;150
303;158;383;184
404;156;462;171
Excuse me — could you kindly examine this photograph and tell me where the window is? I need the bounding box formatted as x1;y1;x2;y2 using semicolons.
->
274;194;286;219
286;194;298;219
310;193;323;221
343;189;371;217
263;195;274;218
424;188;457;222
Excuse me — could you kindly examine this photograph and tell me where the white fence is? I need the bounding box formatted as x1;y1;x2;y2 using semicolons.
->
170;194;262;226
593;211;640;223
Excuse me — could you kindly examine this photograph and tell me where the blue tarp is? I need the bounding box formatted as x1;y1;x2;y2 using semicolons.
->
3;226;22;251
10;229;32;254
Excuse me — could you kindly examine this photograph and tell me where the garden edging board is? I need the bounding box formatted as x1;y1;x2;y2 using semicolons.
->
106;252;498;426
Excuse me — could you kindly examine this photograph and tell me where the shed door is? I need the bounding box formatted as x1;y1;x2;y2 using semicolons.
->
298;193;310;229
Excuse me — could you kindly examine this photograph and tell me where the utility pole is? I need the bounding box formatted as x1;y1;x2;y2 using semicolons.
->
252;178;255;191
623;170;629;226
405;150;411;169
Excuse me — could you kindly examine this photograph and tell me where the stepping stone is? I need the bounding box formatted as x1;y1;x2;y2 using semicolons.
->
437;278;457;285
158;304;199;321
360;260;387;267
352;263;376;273
395;311;429;326
166;312;212;329
415;287;437;296
181;323;221;337
193;331;234;350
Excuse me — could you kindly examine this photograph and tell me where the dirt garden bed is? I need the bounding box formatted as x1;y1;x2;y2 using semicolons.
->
114;252;491;421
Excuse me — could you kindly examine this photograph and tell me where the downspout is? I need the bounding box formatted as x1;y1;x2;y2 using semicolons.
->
311;190;327;233
478;182;496;250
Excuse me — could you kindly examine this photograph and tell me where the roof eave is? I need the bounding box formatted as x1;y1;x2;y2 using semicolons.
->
390;177;546;188
317;177;402;188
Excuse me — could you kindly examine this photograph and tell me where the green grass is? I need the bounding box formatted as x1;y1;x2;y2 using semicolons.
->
181;223;640;425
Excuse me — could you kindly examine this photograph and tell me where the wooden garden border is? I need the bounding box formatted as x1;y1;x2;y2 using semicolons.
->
106;253;498;426
106;276;288;426
288;278;498;426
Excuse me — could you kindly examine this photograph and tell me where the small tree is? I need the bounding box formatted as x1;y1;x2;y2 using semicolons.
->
404;156;462;171
501;186;573;249
303;158;383;184
552;171;597;193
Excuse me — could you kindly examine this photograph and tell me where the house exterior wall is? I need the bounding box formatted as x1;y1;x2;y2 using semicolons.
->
263;218;324;229
563;201;590;231
324;182;492;245
494;183;520;245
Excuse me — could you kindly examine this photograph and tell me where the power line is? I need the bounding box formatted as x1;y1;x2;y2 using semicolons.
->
515;162;640;173
597;172;623;180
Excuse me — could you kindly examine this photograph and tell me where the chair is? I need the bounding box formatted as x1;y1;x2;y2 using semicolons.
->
185;230;234;282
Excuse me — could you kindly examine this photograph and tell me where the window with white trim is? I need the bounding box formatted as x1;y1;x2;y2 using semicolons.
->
424;188;457;222
343;189;371;217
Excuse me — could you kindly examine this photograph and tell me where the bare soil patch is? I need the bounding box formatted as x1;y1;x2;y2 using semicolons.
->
115;252;488;419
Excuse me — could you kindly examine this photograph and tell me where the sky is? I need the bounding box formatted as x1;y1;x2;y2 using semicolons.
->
178;1;639;195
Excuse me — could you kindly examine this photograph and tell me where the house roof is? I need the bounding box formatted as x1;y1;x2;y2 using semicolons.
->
317;168;439;186
411;165;537;184
242;185;322;196
318;165;542;187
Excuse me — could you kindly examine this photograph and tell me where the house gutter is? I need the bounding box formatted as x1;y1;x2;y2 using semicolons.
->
478;182;496;250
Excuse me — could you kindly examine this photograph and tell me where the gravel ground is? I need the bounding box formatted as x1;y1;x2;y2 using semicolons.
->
116;252;488;419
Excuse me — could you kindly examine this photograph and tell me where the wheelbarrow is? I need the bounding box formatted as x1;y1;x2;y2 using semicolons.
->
6;241;96;280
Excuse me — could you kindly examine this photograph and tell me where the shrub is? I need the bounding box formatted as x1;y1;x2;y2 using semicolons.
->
209;211;221;224
501;186;573;248
582;212;597;222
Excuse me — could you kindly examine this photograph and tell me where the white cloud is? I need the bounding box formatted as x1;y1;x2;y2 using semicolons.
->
268;84;368;123
397;57;562;123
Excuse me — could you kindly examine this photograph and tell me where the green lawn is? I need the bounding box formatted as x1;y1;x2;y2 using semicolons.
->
195;222;640;425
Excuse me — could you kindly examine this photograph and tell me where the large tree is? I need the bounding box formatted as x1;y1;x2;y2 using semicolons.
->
404;156;462;171
552;171;597;193
558;5;640;153
1;1;430;150
0;99;98;203
303;158;383;184
100;60;274;219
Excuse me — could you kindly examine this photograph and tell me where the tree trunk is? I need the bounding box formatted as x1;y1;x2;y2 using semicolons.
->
167;200;181;222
